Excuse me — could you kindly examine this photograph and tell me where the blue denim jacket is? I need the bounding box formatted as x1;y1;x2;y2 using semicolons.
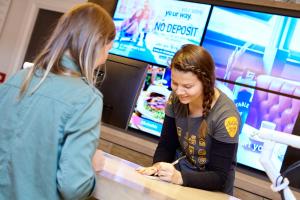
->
0;56;102;200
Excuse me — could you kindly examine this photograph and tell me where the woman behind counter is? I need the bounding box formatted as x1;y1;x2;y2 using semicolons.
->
0;3;115;200
138;44;241;195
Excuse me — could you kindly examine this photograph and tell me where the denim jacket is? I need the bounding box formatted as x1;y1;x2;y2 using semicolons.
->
0;56;102;200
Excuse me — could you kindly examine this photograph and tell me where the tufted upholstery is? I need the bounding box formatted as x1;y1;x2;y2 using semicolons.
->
247;75;300;133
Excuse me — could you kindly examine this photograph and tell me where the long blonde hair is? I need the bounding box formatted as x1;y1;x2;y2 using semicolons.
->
19;3;116;98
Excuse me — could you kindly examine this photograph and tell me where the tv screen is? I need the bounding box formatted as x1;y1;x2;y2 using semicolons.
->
128;65;172;137
201;5;300;172
215;81;300;172
202;6;300;95
97;54;148;129
110;0;211;66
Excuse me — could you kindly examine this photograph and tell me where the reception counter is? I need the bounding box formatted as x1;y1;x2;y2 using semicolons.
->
98;124;300;200
93;153;239;200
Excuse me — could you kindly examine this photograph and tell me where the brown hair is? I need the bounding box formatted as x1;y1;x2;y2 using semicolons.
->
19;3;116;98
171;44;215;137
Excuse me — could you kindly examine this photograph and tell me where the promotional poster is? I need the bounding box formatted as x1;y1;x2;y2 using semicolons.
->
110;0;211;66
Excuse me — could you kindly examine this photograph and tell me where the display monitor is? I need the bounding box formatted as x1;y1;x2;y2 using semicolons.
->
216;80;300;172
201;5;300;172
96;54;148;129
110;0;211;66
128;65;172;137
202;6;300;96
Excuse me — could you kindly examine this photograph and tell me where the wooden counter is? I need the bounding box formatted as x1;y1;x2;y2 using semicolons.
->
93;153;239;200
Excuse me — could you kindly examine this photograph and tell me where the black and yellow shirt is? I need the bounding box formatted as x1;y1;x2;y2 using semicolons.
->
153;90;241;194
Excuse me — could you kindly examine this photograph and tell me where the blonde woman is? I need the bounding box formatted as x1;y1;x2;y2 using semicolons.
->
0;3;115;200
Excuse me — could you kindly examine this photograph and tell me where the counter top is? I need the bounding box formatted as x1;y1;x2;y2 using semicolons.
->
93;153;239;200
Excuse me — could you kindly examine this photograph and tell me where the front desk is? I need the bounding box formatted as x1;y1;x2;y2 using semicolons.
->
93;153;239;200
99;124;300;200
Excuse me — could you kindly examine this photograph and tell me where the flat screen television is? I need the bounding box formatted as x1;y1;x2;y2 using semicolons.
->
202;6;300;95
96;54;148;129
220;81;300;172
109;0;211;66
202;6;300;172
128;65;172;137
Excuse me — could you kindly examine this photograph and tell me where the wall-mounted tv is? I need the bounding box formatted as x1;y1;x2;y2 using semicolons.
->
110;0;211;66
217;80;300;172
128;65;172;137
201;5;300;172
202;6;300;95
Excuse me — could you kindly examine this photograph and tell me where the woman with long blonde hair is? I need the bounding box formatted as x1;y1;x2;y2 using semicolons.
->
0;3;115;200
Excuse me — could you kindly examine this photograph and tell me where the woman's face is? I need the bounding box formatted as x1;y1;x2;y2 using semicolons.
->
94;41;114;69
171;68;203;104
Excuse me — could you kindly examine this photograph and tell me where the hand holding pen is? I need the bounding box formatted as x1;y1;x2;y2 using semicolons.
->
136;155;186;185
171;155;186;165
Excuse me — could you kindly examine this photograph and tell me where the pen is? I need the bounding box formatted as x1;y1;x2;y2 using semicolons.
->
153;155;186;176
171;155;186;165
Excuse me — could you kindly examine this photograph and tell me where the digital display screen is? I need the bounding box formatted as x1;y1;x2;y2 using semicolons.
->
110;0;211;66
202;6;300;94
128;65;172;137
203;6;300;172
217;81;300;171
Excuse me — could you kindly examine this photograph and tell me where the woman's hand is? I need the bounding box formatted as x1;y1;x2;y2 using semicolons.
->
156;162;183;185
92;149;106;173
136;164;159;176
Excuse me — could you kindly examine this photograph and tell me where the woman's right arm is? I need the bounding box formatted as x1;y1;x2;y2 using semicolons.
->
153;115;180;164
137;115;180;176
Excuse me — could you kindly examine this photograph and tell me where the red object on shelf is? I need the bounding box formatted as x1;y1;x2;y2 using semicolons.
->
0;72;6;83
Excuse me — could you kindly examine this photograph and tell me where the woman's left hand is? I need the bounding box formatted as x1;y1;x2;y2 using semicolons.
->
92;149;106;173
156;162;183;185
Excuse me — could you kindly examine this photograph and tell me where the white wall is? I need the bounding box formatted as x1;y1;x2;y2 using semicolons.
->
0;0;85;79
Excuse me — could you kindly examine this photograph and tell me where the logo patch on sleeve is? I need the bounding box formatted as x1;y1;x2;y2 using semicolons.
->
167;93;173;105
224;116;238;138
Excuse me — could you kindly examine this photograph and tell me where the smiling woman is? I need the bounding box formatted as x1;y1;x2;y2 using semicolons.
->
137;44;241;195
